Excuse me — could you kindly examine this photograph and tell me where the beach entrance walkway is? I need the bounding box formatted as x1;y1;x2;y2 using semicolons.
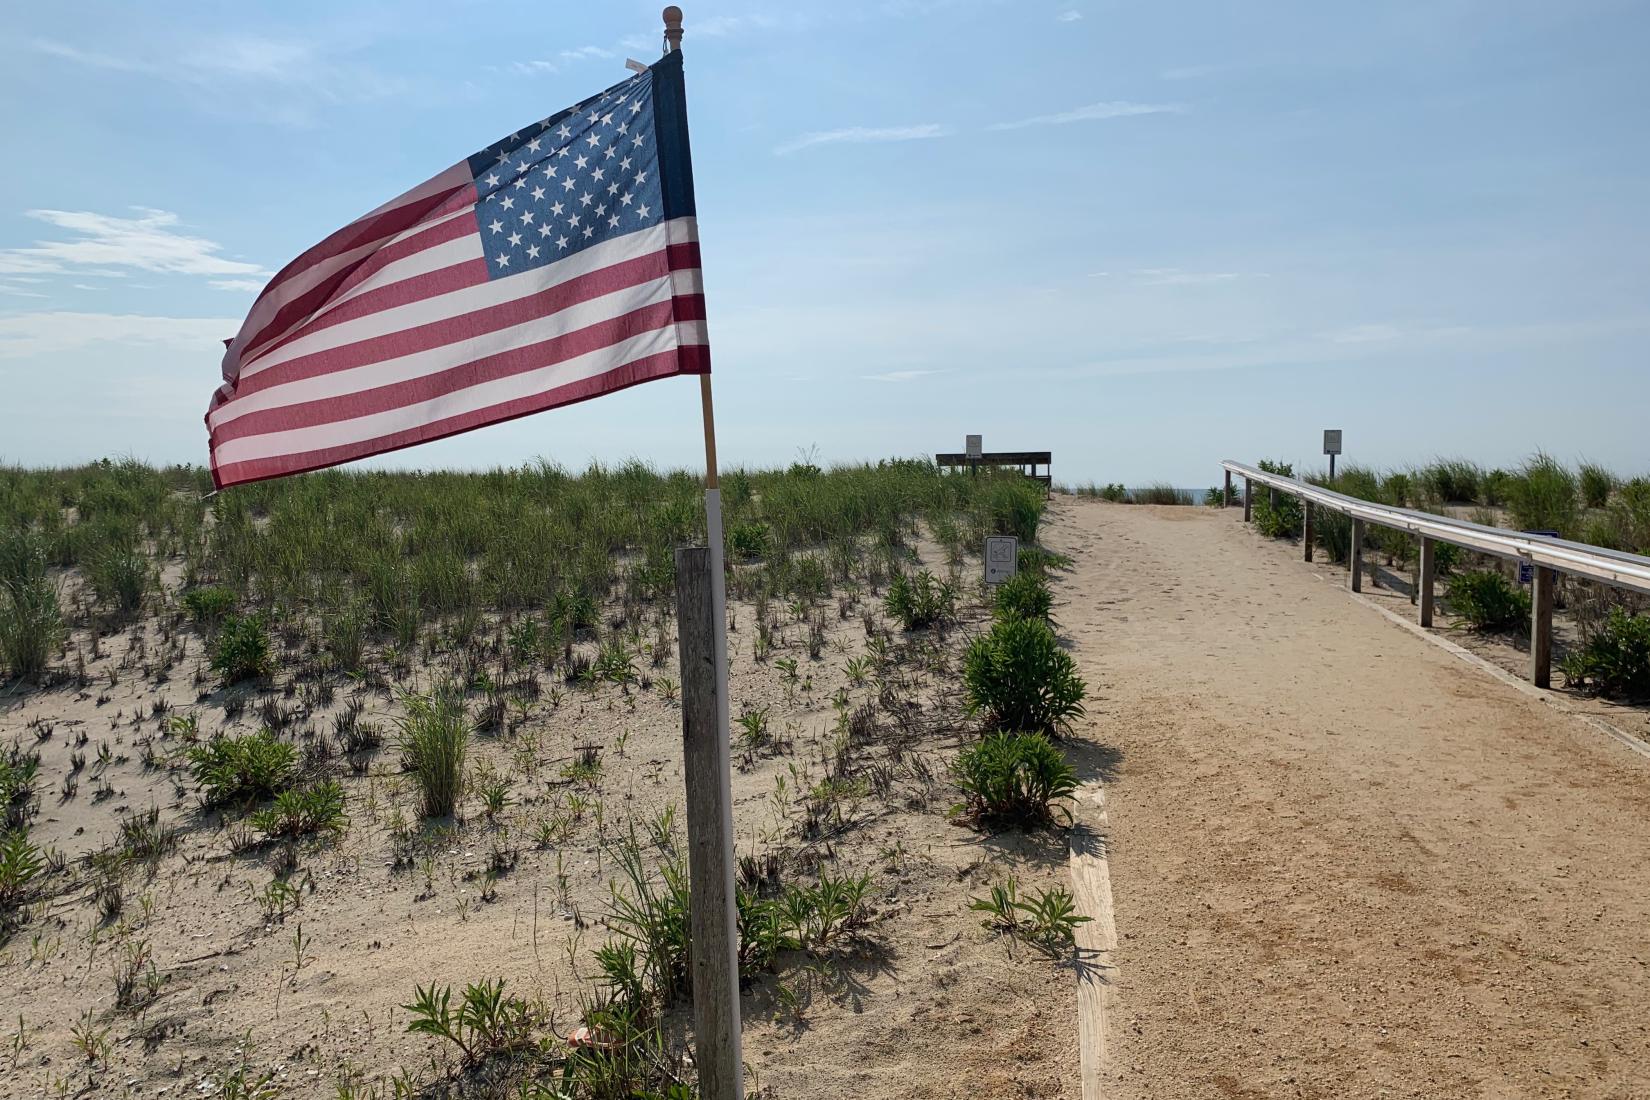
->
1046;496;1650;1100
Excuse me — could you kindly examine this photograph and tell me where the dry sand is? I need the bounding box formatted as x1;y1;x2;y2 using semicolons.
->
0;547;1078;1099
1047;497;1650;1099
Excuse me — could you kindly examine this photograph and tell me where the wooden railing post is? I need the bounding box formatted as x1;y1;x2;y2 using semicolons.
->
1349;518;1365;592
1223;469;1232;508
1418;537;1436;627
1303;501;1314;561
1531;565;1554;688
1243;478;1252;523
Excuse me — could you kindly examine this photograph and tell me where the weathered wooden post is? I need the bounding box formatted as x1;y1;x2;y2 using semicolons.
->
1530;565;1555;688
1223;469;1232;508
1243;478;1252;523
1418;536;1436;627
674;543;742;1100
1349;518;1365;592
1302;501;1314;561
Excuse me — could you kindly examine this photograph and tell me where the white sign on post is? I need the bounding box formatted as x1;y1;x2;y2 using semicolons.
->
966;434;983;460
1323;429;1343;455
984;535;1018;585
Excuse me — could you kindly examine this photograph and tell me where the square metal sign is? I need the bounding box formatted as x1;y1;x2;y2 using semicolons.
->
966;434;983;460
984;535;1018;585
1323;429;1343;455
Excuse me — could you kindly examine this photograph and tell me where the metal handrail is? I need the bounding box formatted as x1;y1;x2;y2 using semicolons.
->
1221;460;1650;596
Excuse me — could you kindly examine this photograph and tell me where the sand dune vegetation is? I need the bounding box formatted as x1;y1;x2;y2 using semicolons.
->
0;457;1093;1098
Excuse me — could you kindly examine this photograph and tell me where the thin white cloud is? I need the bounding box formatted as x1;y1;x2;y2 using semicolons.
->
989;101;1183;131
0;284;47;299
1130;268;1267;286
775;124;951;156
209;279;268;293
0;312;236;360
1324;323;1402;344
0;208;265;280
507;45;617;75
30;33;408;126
863;369;942;383
1057;10;1083;21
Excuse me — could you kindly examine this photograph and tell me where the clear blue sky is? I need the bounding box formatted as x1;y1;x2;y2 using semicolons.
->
2;1;1646;486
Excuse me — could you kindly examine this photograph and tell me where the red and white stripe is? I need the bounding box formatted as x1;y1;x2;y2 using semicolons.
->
208;168;707;489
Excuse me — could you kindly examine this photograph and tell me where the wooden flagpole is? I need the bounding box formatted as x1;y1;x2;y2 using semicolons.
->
665;9;743;1099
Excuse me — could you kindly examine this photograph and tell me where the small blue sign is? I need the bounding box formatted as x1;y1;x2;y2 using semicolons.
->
1517;530;1560;583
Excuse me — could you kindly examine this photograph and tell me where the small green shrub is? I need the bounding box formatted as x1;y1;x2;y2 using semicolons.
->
181;586;235;629
0;830;44;918
962;618;1086;733
211;614;270;683
1578;463;1616;510
397;690;471;818
1447;569;1531;631
1251;460;1301;539
252;781;347;839
1559;609;1650;698
1204;486;1227;507
728;521;770;561
969;878;1091;956
403;978;536;1067
187;731;295;806
993;570;1052;623
953;731;1077;827
884;569;956;631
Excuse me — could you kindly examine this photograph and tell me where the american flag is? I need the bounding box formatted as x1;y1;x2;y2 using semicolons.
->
206;51;707;489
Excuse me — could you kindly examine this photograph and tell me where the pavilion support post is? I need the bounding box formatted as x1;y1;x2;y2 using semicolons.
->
1223;469;1233;508
1243;479;1253;523
1303;501;1314;561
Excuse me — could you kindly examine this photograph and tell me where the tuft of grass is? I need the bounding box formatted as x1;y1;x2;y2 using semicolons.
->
883;569;957;631
962;618;1086;734
0;575;62;683
1129;484;1193;505
1578;462;1616;510
1506;453;1579;537
89;547;150;617
1418;459;1483;505
396;690;471;818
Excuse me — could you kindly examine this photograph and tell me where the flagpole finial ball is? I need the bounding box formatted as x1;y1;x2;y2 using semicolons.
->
663;5;685;47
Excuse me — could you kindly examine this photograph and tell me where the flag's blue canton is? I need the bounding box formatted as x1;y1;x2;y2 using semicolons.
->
466;70;666;281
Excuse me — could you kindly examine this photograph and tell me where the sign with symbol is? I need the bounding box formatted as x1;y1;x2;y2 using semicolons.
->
966;434;983;460
984;536;1018;586
1517;531;1560;583
1323;430;1342;456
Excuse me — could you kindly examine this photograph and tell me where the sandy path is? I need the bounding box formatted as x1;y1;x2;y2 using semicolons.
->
1045;497;1650;1100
